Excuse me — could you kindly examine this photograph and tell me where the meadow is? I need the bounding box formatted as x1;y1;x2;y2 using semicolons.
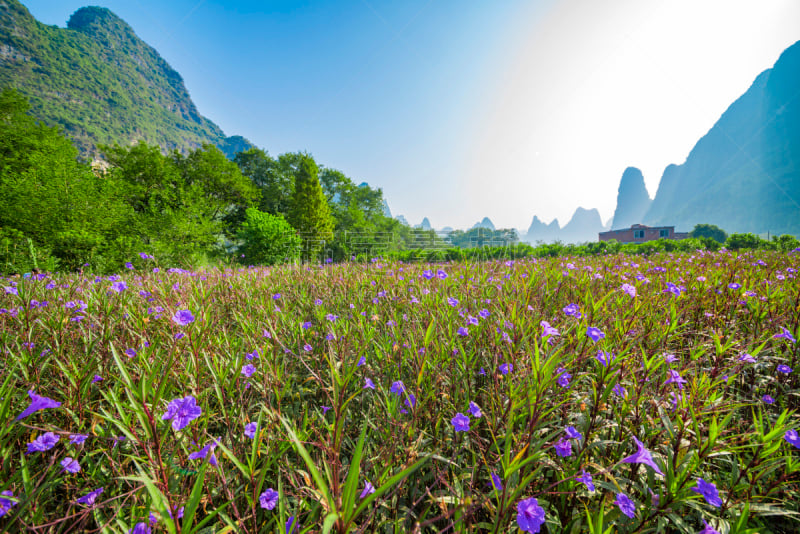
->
0;249;799;533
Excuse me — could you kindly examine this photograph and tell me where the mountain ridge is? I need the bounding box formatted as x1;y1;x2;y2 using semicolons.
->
0;0;251;157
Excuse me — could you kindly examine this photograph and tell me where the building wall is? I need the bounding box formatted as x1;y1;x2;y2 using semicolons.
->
599;225;684;244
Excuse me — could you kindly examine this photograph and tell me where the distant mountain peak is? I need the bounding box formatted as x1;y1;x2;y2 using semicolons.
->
611;167;651;229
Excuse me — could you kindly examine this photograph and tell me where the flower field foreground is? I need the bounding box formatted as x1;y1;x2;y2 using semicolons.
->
1;250;799;533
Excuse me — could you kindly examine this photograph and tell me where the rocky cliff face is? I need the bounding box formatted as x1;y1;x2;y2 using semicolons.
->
644;40;800;235
611;167;651;229
0;1;251;157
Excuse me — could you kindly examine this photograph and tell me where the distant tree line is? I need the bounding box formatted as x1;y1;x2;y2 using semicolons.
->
2;88;796;274
0;88;451;273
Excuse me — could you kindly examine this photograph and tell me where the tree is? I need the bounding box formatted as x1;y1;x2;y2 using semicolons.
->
237;208;300;265
286;154;334;259
234;148;293;216
0;88;133;272
689;224;727;244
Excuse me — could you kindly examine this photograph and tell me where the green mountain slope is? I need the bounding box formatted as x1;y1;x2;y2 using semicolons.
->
0;0;251;157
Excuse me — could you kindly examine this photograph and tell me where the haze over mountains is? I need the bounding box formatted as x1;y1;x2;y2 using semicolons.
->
1;0;798;241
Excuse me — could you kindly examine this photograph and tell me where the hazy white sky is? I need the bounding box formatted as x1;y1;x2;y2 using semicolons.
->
462;0;800;230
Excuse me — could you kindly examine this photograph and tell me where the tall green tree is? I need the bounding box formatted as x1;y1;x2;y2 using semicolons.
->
0;88;133;272
286;153;334;259
234;148;293;216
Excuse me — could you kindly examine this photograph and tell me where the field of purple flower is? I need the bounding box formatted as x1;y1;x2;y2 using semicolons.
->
1;250;799;533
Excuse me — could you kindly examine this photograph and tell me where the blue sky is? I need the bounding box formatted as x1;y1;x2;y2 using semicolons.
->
23;0;800;231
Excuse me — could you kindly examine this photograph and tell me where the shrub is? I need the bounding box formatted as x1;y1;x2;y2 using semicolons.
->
236;208;301;265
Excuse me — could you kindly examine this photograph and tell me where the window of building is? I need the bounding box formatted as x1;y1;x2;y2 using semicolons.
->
634;230;645;239
659;229;669;238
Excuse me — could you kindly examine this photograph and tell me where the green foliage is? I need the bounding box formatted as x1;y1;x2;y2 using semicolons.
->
772;234;800;252
690;223;728;243
726;233;774;250
286;154;334;258
234;148;293;216
236;208;300;265
446;227;519;248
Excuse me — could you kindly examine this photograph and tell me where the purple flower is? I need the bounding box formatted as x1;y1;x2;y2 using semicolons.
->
0;490;18;517
76;487;104;506
467;315;479;326
303;343;312;352
516;497;545;533
541;321;560;337
596;350;614;367
691;478;721;507
4;286;18;296
111;281;127;293
161;396;202;431
777;364;793;374
615;492;636;518
244;422;257;439
422;270;434;280
246;349;259;360
762;394;775;404
612;383;627;399
784;429;800;448
286;516;297;534
738;353;756;363
479;308;490;319
665;282;682;297
92;374;103;383
188;442;218;466
359;481;375;499
322;405;331;414
565;426;582;441
562;303;581;317
241;364;256;378
774;327;796;343
364;378;376;389
390;381;405;395
451;413;470;432
468;401;482;418
27;432;59;453
490;472;503;491
457;326;469;337
621;283;637;297
172;309;194;326
557;370;571;388
358;356;366;366
554;438;572;457
17;390;61;420
437;269;448;279
302;321;312;329
69;434;88;445
499;363;513;375
125;348;137;358
621;436;664;475
663;353;678;364
404;393;416;409
129;522;151;534
664;369;687;389
447;297;459;307
698;520;721;534
728;282;741;290
61;457;81;473
577;469;594;491
259;488;279;510
586;327;605;342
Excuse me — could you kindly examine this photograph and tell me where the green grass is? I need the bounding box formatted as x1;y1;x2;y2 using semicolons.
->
0;250;799;533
